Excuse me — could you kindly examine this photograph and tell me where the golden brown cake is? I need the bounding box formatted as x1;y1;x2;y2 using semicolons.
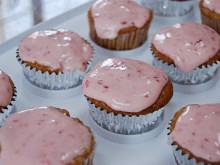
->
88;0;153;50
200;0;220;35
168;104;220;165
0;106;95;165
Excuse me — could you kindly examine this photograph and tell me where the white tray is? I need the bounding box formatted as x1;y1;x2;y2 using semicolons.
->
1;1;220;165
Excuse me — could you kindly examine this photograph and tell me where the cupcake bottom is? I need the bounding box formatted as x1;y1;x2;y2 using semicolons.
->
153;57;219;85
88;100;164;135
201;13;220;35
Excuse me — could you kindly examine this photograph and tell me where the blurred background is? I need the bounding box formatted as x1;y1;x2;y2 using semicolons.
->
0;0;89;44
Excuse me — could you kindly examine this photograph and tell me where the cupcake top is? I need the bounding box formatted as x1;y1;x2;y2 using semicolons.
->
0;70;13;107
202;0;220;14
18;29;93;72
83;58;168;113
0;106;93;165
152;22;220;72
169;104;220;163
91;0;151;39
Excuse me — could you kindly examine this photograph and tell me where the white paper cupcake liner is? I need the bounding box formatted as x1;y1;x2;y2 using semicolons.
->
87;99;164;135
153;56;219;85
0;87;17;126
17;52;94;90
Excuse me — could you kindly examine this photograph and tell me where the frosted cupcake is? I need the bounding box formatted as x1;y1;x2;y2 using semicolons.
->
168;103;220;165
88;0;153;50
0;70;16;124
0;106;95;165
151;22;220;85
82;58;173;134
200;0;220;35
17;29;93;90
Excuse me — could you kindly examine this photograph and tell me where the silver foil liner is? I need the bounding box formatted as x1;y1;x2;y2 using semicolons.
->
87;99;164;135
153;56;219;85
17;52;93;90
0;87;17;126
141;0;196;17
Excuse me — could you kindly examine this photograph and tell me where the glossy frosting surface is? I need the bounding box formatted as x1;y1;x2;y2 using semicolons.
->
91;0;151;39
19;29;93;72
203;0;220;14
0;70;13;107
83;58;168;112
152;22;220;72
0;107;92;165
170;104;220;162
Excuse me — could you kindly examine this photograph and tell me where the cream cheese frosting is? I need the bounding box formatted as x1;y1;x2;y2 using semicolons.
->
82;58;168;112
202;0;220;14
19;29;93;72
0;106;92;165
91;0;151;39
169;104;220;163
0;70;13;107
152;22;220;72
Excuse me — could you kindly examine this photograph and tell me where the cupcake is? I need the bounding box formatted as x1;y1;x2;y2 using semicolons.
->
200;0;220;35
151;22;220;85
0;70;16;124
82;58;173;134
17;29;93;90
0;106;95;165
168;103;220;165
88;0;153;50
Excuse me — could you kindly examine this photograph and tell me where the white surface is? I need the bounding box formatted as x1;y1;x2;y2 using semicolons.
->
0;1;219;165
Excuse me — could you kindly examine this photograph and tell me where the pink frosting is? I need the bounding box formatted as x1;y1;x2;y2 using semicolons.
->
169;104;220;163
19;29;93;72
0;106;92;165
82;58;168;112
152;22;220;72
91;0;151;39
0;70;13;107
202;0;220;14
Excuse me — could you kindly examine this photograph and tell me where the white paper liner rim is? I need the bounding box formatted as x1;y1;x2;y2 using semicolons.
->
87;99;164;135
152;56;219;85
1;87;17;126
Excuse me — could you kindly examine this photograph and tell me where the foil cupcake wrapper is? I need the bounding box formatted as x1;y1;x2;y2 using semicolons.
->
0;87;17;126
141;0;195;17
152;56;219;85
87;99;164;135
17;51;94;90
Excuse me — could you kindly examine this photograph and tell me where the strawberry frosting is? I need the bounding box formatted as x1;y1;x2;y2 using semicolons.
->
152;22;220;72
169;104;220;163
82;58;168;112
0;107;92;165
202;0;220;14
19;29;93;72
91;0;151;39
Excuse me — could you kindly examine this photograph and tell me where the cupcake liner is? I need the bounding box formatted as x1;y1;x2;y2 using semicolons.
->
141;0;195;17
152;56;219;85
0;87;17;126
201;13;220;35
17;50;94;90
87;99;164;135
